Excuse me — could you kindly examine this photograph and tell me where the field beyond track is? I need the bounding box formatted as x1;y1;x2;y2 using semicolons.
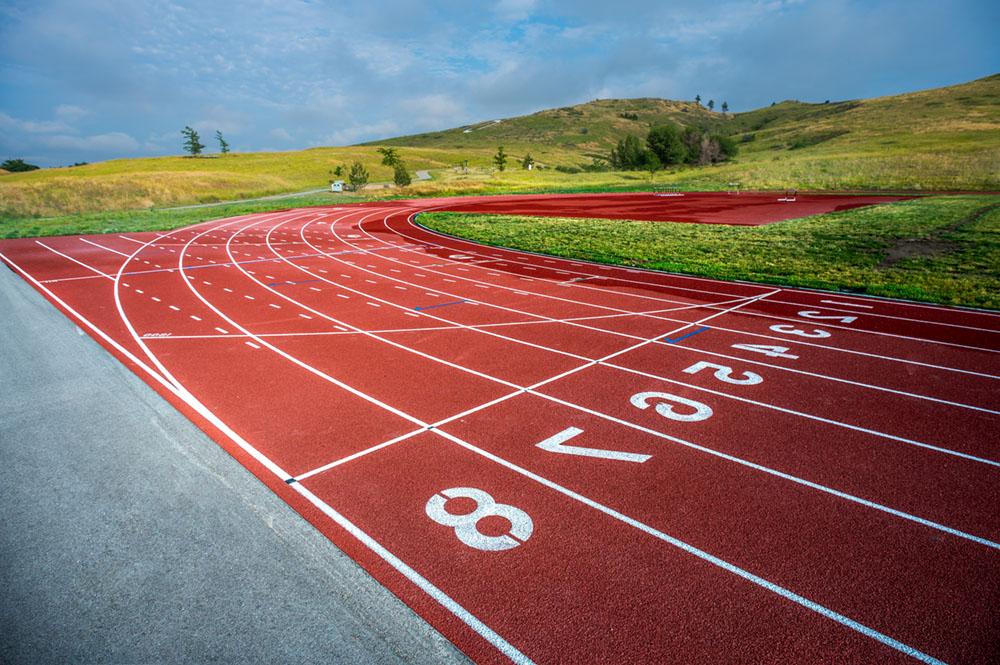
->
1;193;997;664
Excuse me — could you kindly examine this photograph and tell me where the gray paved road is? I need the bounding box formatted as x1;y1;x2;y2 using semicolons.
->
0;265;467;665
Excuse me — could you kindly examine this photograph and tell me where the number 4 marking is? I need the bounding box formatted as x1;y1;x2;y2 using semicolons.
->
536;427;651;463
732;343;799;359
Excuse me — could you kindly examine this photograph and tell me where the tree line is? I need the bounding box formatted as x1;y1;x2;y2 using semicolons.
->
181;126;229;156
609;123;737;171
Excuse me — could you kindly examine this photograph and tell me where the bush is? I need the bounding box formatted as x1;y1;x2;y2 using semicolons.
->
554;165;582;173
741;133;756;143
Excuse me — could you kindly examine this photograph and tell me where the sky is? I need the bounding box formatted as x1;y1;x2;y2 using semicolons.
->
1;0;997;167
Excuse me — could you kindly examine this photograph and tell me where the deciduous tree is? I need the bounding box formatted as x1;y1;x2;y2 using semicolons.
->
378;147;400;167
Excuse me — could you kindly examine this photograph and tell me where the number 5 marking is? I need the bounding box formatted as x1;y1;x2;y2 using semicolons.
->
630;392;713;422
537;427;651;463
683;361;763;385
425;487;533;551
798;310;858;324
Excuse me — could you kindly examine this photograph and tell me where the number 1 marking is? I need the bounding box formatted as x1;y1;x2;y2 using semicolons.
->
536;427;651;463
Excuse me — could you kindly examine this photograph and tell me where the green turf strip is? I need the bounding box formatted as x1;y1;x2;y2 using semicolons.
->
418;195;1000;310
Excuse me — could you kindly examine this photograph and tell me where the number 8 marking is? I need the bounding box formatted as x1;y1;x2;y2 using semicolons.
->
425;487;533;551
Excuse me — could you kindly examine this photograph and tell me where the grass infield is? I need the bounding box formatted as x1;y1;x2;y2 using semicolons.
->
418;195;1000;310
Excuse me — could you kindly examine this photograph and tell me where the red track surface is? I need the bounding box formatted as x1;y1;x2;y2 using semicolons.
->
1;193;997;664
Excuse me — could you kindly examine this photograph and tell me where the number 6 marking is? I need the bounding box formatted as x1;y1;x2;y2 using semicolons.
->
425;487;533;551
630;392;713;421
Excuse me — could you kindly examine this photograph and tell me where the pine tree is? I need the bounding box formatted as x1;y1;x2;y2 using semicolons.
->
181;126;204;156
521;153;535;169
215;130;229;154
721;101;728;114
707;100;715;111
348;161;369;191
695;94;701;105
393;162;411;187
494;146;507;172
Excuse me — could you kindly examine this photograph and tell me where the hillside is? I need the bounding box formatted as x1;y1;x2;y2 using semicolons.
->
374;74;1000;189
1;74;997;220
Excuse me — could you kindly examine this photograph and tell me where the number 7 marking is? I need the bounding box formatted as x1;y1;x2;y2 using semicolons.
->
536;427;651;463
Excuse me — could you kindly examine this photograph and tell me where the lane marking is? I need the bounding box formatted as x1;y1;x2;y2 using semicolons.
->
415;300;467;312
663;326;710;344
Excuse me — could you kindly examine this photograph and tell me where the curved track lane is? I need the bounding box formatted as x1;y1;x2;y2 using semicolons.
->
1;194;998;664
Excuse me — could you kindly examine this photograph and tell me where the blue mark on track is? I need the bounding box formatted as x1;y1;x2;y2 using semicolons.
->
662;326;710;344
414;300;467;312
267;278;322;287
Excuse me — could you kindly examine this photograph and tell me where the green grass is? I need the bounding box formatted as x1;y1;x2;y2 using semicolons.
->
0;192;367;239
418;195;1000;310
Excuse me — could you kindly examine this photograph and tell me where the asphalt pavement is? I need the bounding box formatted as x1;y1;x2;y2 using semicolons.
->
0;264;467;665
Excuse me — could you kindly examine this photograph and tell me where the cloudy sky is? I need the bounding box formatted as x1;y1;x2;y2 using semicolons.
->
1;0;997;166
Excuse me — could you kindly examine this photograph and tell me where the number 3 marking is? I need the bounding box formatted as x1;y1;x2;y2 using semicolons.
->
425;487;533;551
769;324;831;338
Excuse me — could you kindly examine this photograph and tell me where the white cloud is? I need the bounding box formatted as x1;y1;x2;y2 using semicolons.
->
0;112;72;134
269;127;292;141
42;132;140;152
54;104;87;121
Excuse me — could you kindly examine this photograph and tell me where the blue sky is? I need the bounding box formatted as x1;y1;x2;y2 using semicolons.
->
1;0;997;166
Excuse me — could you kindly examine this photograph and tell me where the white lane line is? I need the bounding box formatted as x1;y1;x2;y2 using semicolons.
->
215;327;229;334
34;241;115;280
190;315;202;321
80;237;131;257
169;305;180;311
823;299;875;309
299;313;313;319
245;341;261;349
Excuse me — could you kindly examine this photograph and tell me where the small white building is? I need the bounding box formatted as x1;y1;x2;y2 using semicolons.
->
330;180;344;192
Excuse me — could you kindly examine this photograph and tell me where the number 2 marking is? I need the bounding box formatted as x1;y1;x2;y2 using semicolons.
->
683;361;763;385
425;487;533;551
537;427;651;463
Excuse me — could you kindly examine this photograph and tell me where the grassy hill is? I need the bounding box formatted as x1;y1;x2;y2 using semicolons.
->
1;74;997;221
376;74;1000;191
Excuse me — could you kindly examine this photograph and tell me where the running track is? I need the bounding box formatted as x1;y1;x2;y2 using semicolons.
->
1;193;997;664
